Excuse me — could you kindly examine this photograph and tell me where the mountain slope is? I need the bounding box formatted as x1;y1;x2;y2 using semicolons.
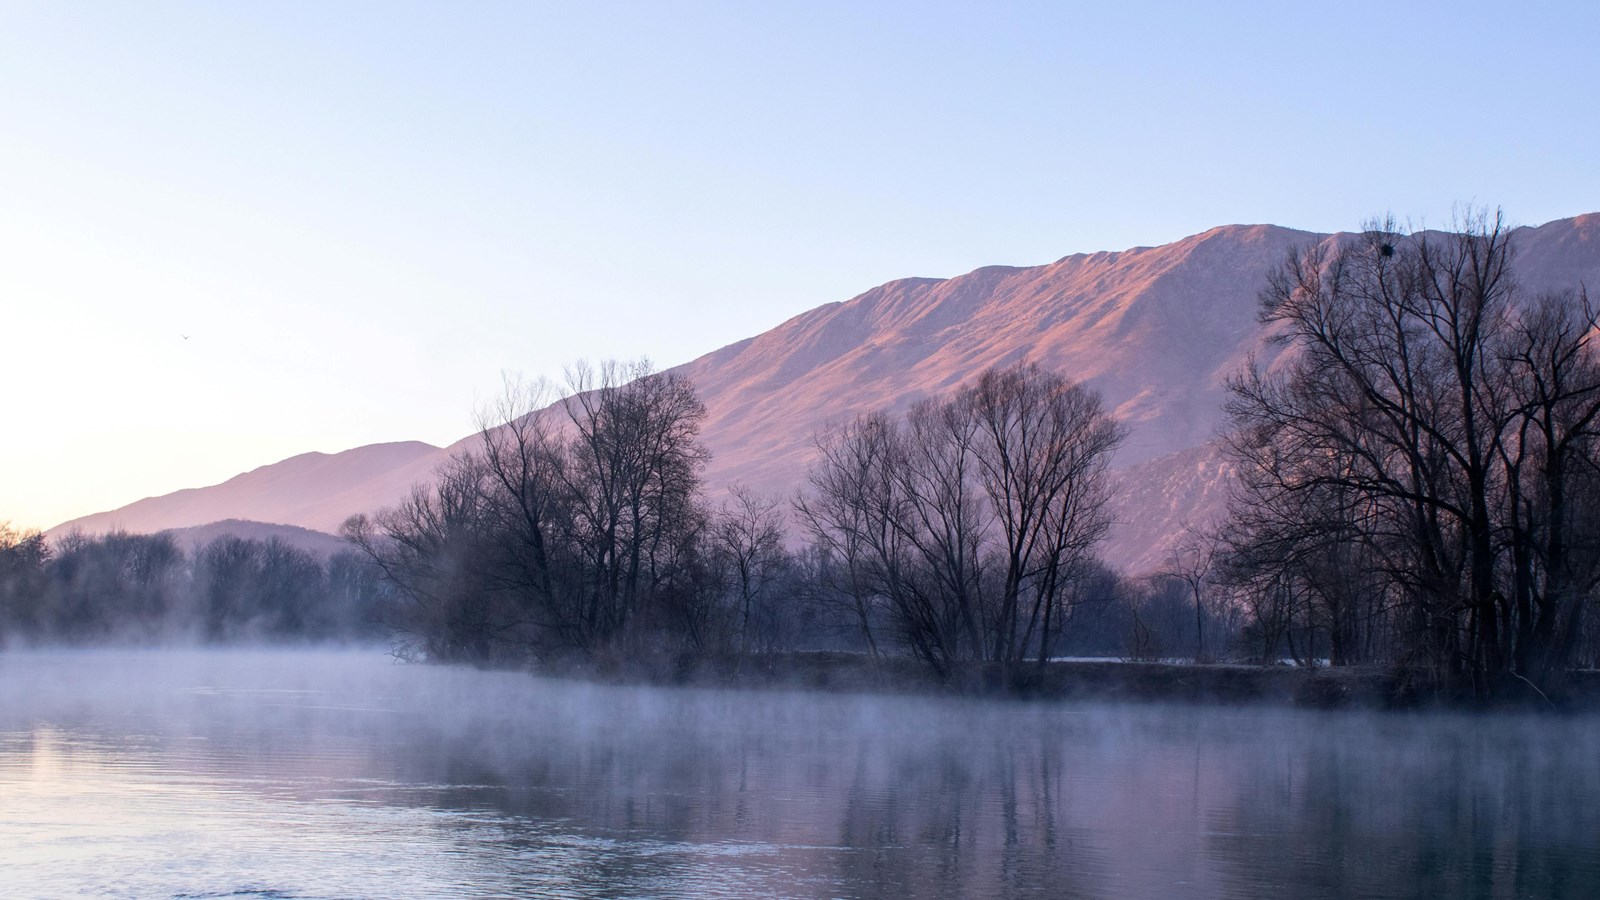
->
54;441;444;537
679;222;1311;499
53;214;1600;572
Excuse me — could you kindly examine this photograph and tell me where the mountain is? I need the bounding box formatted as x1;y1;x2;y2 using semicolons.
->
54;441;442;538
677;222;1303;491
52;214;1600;572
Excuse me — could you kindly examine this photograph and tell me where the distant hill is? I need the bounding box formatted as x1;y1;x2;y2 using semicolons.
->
52;441;441;539
52;214;1600;573
156;519;351;558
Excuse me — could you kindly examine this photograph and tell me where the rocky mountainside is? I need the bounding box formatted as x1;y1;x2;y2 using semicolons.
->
54;214;1600;572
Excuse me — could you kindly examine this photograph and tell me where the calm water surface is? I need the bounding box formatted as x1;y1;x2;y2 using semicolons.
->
1;649;1597;899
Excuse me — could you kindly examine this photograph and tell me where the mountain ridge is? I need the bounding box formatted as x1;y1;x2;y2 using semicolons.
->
52;215;1600;572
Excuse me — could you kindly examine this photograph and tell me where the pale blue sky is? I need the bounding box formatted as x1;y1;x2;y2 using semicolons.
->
2;1;1597;530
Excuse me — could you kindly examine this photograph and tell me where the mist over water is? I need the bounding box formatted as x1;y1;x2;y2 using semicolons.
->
2;650;1597;898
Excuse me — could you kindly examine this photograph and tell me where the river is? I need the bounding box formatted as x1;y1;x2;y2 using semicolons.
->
1;648;1596;898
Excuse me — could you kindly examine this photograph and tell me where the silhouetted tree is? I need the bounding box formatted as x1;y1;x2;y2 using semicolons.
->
343;452;504;662
712;484;790;653
1162;524;1221;663
797;363;1123;678
1225;209;1600;698
559;359;711;655
346;359;716;666
0;524;50;641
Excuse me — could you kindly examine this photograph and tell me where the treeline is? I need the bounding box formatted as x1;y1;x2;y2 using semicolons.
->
335;359;1257;678
340;361;1153;679
0;527;388;645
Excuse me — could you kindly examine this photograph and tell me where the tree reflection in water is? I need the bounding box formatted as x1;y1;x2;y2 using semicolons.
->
1;650;1597;898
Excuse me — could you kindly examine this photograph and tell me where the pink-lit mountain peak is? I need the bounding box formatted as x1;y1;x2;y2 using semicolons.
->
681;221;1319;494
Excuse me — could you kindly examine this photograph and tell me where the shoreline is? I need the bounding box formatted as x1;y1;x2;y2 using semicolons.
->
557;650;1600;713
8;641;1597;711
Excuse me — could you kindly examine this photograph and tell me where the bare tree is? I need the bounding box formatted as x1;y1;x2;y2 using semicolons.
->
343;451;503;662
797;363;1123;678
560;359;710;655
895;397;988;665
713;484;789;653
1224;208;1600;697
794;411;903;665
964;363;1124;670
346;360;716;665
1493;287;1600;690
474;374;575;650
796;409;915;662
1162;524;1220;663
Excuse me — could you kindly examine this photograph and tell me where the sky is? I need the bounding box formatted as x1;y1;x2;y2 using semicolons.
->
1;1;1597;532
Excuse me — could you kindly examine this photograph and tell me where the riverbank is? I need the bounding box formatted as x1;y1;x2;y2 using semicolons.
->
8;640;1594;710
562;650;1600;712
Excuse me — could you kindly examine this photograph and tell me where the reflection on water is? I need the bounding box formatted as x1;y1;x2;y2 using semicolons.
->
1;649;1597;899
